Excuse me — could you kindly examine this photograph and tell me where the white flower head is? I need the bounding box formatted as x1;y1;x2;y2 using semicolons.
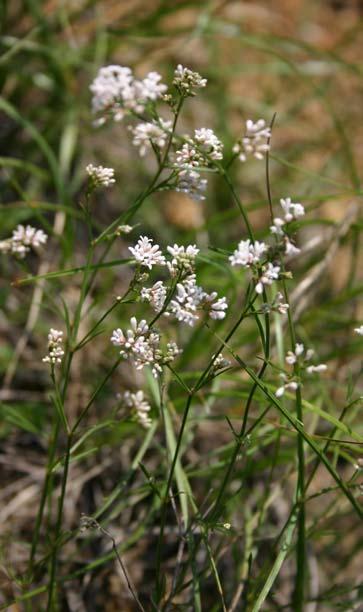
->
280;198;305;222
167;274;228;326
202;293;228;321
116;224;133;235
135;71;167;102
285;238;301;256
1;225;48;259
141;281;167;312
90;65;166;123
111;317;179;377
255;263;280;294
212;353;231;372
129;236;166;269
276;380;299;397
90;65;134;121
167;243;199;275
86;164;115;188
306;364;328;374
43;328;64;366
175;168;208;201
233;119;271;162
129;119;171;157
194;128;223;161
229;239;267;268
174;142;204;169
173;65;207;96
270;217;285;236
355;325;363;336
273;292;289;315
123;390;152;428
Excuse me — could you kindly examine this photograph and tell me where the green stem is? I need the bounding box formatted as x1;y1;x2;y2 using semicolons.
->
46;432;73;611
29;417;61;571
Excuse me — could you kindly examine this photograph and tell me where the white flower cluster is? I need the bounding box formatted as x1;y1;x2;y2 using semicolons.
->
140;281;167;313
229;239;267;267
233;119;271;162
90;65;167;124
172;129;222;201
132;238;228;326
271;292;289;315
168;273;228;326
111;317;179;378
129;236;166;269
174;142;205;169
166;244;199;275
42;329;64;365
276;343;327;397
270;197;305;255
86;164;115;188
194;128;223;161
0;225;48;259
173;142;207;201
229;239;280;295
173;64;207;96
115;224;133;235
123;390;152;428
212;353;231;372
175;168;208;201
354;326;363;336
129;119;172;157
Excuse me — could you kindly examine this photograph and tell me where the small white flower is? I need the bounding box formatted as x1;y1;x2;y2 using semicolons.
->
167;243;199;275
90;65;135;121
273;292;289;315
229;239;267;268
111;317;179;378
275;385;285;398
270;217;285;236
135;71;167;102
116;224;133;235
129;236;166;269
86;164;115;188
169;274;201;326
123;390;152;428
280;198;305;222
255;263;280;294
306;364;328;374
1;225;48;259
129;119;171;157
141;281;167;312
305;348;315;361
233;119;271;162
194;128;223;161
168;274;228;326
174;142;204;169
175;168;208;201
173;65;207;96
355;326;363;336
285;352;297;365
285;239;301;256
43;328;64;365
286;344;304;365
295;343;305;356
203;294;228;321
276;380;299;397
212;353;231;372
90;65;166;123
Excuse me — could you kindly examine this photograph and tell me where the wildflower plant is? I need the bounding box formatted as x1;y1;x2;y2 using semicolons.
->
2;52;363;612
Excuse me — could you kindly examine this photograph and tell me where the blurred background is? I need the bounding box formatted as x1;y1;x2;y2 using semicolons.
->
1;1;363;610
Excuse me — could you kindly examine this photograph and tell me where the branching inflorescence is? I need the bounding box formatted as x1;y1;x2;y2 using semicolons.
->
2;56;349;612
